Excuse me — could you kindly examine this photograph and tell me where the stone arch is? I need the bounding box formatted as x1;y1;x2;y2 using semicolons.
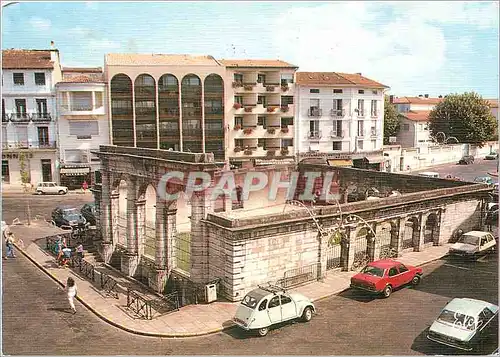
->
181;74;202;153
402;216;419;251
142;184;157;258
377;221;392;258
424;213;439;245
158;74;180;151
135;74;157;148
110;74;133;146
110;178;129;247
352;226;370;268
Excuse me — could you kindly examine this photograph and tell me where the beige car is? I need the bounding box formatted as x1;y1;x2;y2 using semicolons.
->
36;182;68;195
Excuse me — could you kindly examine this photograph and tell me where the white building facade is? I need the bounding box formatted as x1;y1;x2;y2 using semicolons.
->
2;49;62;186
295;72;388;168
55;67;108;188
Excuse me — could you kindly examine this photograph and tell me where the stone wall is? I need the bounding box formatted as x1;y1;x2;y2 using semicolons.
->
439;198;483;241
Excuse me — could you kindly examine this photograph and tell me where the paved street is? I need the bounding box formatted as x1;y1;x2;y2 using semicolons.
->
3;250;497;355
412;159;498;182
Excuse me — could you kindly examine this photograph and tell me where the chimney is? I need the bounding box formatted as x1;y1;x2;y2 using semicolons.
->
389;95;394;104
50;41;55;49
418;94;423;98
424;94;429;98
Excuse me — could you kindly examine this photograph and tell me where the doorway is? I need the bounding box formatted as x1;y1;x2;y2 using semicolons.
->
41;159;52;182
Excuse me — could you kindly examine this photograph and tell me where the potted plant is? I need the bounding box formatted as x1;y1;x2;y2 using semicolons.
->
234;124;242;130
232;81;243;88
267;106;276;113
266;150;276;157
244;149;253;155
281;105;289;112
281;127;289;134
243;127;253;135
281;148;289;156
234;146;242;153
233;103;242;109
244;106;253;113
244;84;254;91
266;85;275;92
281;84;289;91
267;127;276;134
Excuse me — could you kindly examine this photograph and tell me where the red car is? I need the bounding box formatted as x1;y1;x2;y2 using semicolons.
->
350;259;423;298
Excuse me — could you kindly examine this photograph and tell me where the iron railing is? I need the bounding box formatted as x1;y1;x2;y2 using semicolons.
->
100;272;119;299
127;289;153;320
279;264;318;289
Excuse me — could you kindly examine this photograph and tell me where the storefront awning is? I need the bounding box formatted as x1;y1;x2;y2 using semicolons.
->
366;156;387;164
60;167;90;176
327;159;353;167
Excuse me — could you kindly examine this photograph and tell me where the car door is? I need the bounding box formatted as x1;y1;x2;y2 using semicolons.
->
280;294;297;321
485;234;496;252
479;236;490;254
387;266;401;288
397;263;413;285
267;295;282;324
47;182;56;194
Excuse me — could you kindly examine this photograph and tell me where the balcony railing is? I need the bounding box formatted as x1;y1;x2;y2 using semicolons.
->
308;131;322;139
136;107;156;115
61;104;93;111
308;108;322;117
330;109;345;117
370;129;379;137
182;128;202;137
160;129;180;137
205;107;224;115
10;113;30;122
159;108;179;117
356;109;365;117
31;113;53;121
371;111;378;117
2;113;9;123
3;140;56;149
205;129;224;136
330;130;345;138
5;113;53;122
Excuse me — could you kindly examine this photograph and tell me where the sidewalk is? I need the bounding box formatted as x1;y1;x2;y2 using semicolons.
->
1;186;93;195
9;222;451;338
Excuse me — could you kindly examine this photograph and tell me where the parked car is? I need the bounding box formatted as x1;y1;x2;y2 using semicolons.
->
474;176;495;185
418;172;440;178
232;285;315;336
51;206;87;229
485;152;498;160
36;182;68;195
448;231;496;258
350;259;423;298
458;155;475;165
427;298;498;351
81;203;96;226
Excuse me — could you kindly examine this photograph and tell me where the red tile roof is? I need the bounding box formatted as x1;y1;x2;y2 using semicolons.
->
392;96;443;105
487;99;498;108
2;49;55;69
61;68;105;83
106;53;222;66
296;72;388;88
220;59;298;68
399;110;431;122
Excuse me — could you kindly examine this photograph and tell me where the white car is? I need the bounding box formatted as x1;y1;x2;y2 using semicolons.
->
427;298;498;351
35;182;68;195
233;285;316;336
449;231;496;258
418;171;440;178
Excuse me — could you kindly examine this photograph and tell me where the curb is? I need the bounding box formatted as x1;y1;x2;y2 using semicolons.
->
12;240;448;338
12;241;233;338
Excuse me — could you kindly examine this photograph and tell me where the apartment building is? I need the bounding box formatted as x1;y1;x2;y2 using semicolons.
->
2;48;62;186
55;67;108;188
295;72;388;168
105;54;226;161
393;95;499;148
223;60;298;165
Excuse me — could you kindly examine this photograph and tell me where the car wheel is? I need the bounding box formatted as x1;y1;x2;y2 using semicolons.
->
411;275;421;286
36;190;43;195
58;190;65;195
257;327;269;337
383;285;392;298
302;306;313;322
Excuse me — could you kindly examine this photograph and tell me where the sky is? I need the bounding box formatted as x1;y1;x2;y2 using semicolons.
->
2;1;499;98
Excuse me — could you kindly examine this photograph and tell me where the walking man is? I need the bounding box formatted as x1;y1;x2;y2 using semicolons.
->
65;277;77;314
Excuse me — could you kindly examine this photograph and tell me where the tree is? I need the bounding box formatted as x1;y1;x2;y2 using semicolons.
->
428;92;497;147
383;96;399;145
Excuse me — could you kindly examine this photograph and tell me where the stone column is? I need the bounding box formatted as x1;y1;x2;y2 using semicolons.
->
415;214;425;252
368;224;378;260
341;226;357;271
397;216;407;253
135;199;146;256
100;171;114;263
318;231;328;280
190;191;211;283
121;178;139;277
390;221;400;256
165;201;177;274
149;200;167;293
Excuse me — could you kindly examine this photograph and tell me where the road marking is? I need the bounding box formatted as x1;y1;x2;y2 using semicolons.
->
443;263;495;275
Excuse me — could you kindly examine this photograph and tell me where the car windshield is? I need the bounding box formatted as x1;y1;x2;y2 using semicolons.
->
457;235;480;246
63;208;79;215
437;309;477;331
361;265;384;277
241;294;259;309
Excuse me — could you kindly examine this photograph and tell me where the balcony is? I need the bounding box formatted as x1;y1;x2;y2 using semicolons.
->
204;107;224;115
2;112;9;123
60;104;105;116
308;108;322;117
371;111;379;118
182;128;202;137
3;140;56;150
308;131;322;140
370;129;380;137
31;113;53;122
205;128;224;137
330;130;345;138
9;113;31;123
356;109;365;117
330;109;345;118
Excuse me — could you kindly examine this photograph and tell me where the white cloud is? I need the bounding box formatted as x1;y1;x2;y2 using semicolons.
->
29;17;51;31
272;2;497;95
